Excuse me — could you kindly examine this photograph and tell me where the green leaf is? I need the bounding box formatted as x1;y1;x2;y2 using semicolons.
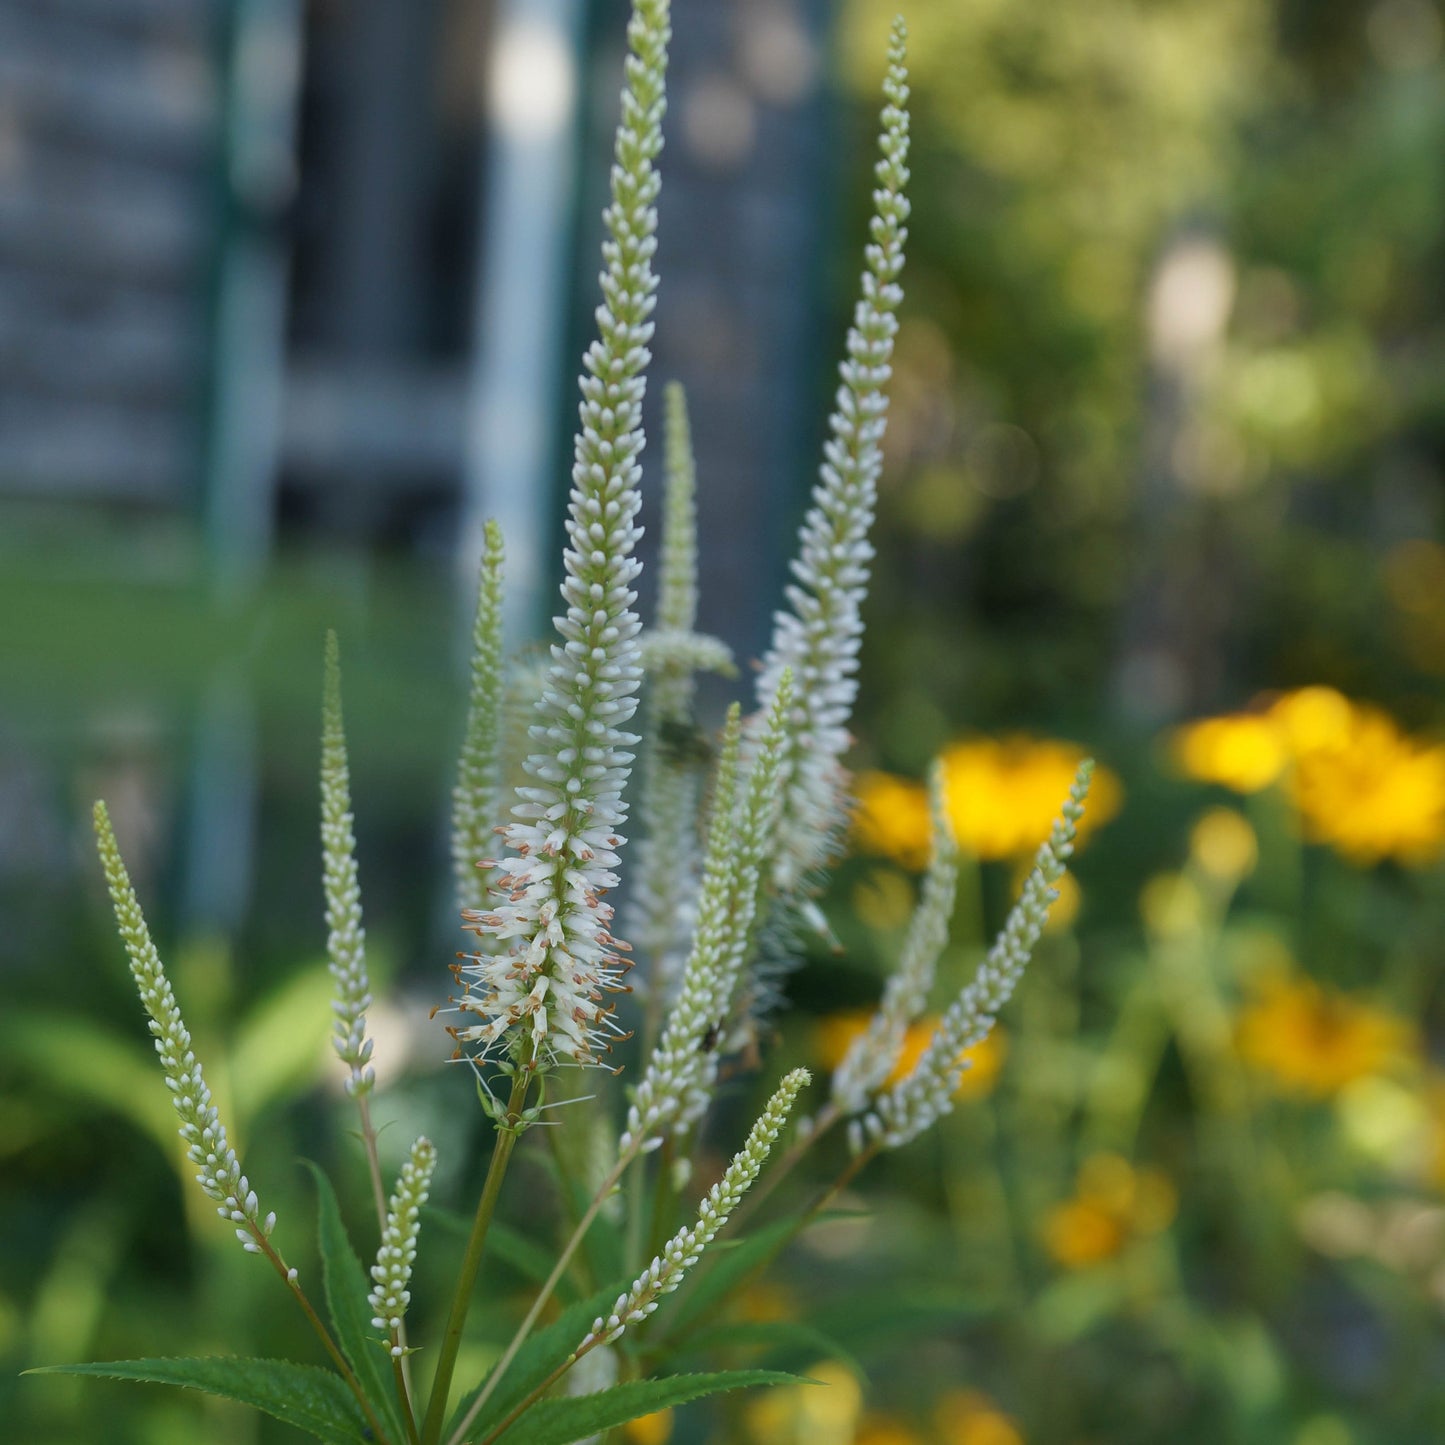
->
0;1011;177;1160
425;1207;558;1289
28;1357;369;1444
680;1319;865;1381
303;1161;407;1442
493;1370;801;1445
445;1277;631;1440
232;964;335;1121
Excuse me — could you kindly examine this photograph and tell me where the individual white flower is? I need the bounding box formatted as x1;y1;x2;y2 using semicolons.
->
446;0;672;1070
369;1136;438;1354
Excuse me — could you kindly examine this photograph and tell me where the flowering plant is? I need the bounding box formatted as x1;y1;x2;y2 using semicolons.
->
34;6;1093;1443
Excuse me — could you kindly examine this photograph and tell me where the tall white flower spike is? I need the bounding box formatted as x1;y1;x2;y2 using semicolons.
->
369;1136;438;1355
753;19;911;901
584;1068;810;1350
831;761;958;1117
863;762;1093;1150
447;0;672;1070
94;803;277;1256
621;672;793;1153
453;521;506;916
321;632;376;1097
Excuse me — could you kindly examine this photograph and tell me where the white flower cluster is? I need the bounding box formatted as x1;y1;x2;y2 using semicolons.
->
584;1067;810;1350
753;19;911;900
321;632;376;1097
369;1136;438;1355
448;0;672;1069
863;762;1093;1150
831;761;958;1117
94;803;276;1257
620;673;793;1154
453;520;506;916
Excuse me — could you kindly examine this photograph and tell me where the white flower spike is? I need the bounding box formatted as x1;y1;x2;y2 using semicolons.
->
369;1136;438;1355
447;0;672;1070
94;802;275;1255
864;761;1093;1150
321;632;376;1097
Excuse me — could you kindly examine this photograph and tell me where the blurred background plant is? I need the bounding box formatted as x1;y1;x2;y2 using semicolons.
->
2;0;1442;1442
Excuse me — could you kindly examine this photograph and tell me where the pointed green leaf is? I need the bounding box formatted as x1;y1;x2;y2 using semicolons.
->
493;1370;801;1445
445;1277;631;1440
28;1357;369;1445
303;1161;407;1441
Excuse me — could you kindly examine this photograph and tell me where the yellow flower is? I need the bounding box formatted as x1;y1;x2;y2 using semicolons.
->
1171;687;1445;866
853;771;934;869
1236;973;1414;1098
941;736;1121;859
1288;705;1445;866
1043;1153;1176;1270
815;1013;1007;1099
624;1410;673;1445
1171;713;1287;792
933;1391;1025;1445
1189;807;1258;882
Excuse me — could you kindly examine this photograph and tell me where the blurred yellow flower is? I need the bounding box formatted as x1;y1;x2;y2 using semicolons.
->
855;1416;924;1445
1172;713;1287;792
942;737;1121;859
1138;871;1205;938
1043;1153;1176;1270
934;1390;1025;1445
1189;806;1258;882
1289;705;1445;867
852;867;917;931
744;1361;860;1445
1171;687;1445;866
1236;974;1414;1098
624;1409;673;1445
816;1013;1007;1098
853;771;934;869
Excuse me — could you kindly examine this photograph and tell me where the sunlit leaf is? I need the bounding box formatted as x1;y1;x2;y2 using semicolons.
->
232;965;335;1121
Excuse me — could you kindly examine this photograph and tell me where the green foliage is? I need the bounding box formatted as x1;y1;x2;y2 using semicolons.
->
490;1370;801;1445
29;1358;370;1445
304;1163;407;1443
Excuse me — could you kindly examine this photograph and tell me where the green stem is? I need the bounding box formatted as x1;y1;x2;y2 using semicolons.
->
420;1063;533;1445
255;1232;393;1445
474;1353;580;1445
441;1143;642;1445
393;1352;421;1445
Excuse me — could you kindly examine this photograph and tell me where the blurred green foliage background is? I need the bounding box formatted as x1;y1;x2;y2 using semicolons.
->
4;1;1444;1443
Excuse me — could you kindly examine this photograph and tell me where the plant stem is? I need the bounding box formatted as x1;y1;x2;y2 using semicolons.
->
474;1353;579;1445
441;1142;642;1445
393;1352;422;1445
419;1062;533;1445
254;1232;393;1445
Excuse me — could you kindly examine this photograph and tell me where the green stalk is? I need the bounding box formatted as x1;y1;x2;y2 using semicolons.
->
419;1063;533;1445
